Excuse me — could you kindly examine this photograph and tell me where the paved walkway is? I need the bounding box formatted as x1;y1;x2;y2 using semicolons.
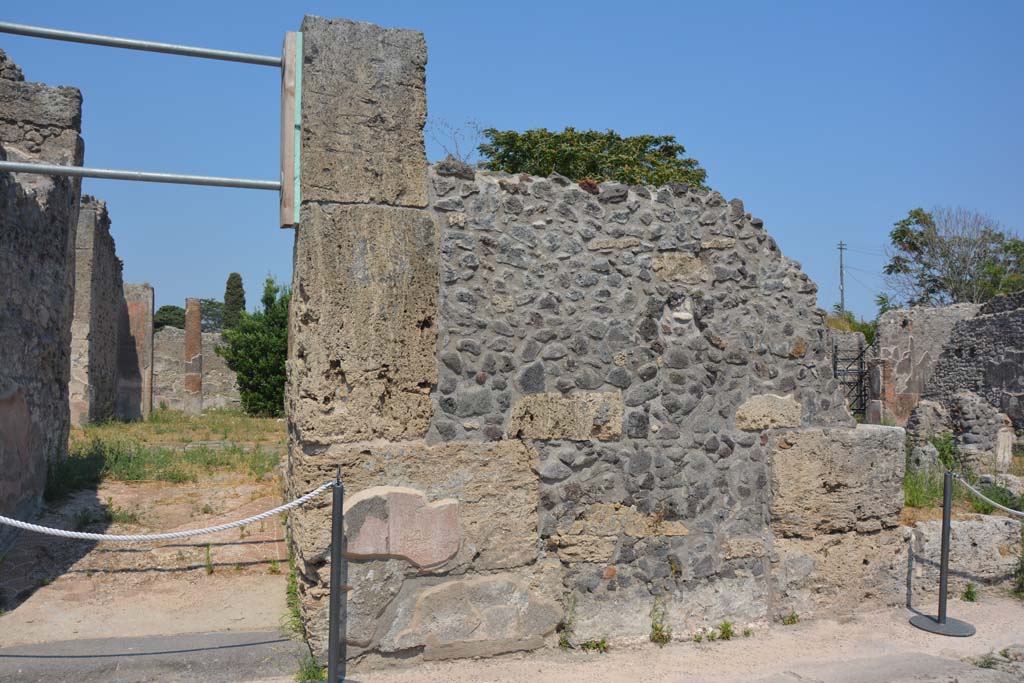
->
0;630;305;683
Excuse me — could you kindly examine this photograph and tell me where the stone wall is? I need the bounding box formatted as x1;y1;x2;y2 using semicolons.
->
284;16;908;667
0;49;83;550
152;325;239;412
924;293;1024;428
69;196;123;425
872;304;980;425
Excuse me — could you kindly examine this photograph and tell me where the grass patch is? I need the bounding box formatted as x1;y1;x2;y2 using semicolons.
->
74;408;285;449
968;484;1021;515
903;469;946;509
717;620;734;640
962;582;978;602
295;653;326;682
46;436;280;501
781;610;799;626
649;598;672;647
579;638;608;653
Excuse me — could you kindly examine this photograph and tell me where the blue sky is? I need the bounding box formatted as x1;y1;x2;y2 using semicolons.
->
3;1;1021;319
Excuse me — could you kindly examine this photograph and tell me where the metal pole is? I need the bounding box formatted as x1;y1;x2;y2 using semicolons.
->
0;160;280;191
327;468;345;683
0;21;281;67
908;471;975;637
838;240;846;312
937;470;952;623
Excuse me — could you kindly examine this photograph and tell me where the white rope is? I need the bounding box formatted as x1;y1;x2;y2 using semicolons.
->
954;475;1024;519
0;481;336;542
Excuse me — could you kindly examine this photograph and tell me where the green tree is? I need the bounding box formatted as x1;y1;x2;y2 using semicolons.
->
477;127;707;188
200;298;224;333
884;207;1023;306
223;272;246;330
215;276;290;417
154;305;185;330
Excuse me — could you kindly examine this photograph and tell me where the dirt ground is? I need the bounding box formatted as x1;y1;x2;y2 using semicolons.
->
0;470;291;646
319;597;1024;683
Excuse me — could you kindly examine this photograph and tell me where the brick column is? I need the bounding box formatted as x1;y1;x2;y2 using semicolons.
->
183;297;203;415
116;283;154;420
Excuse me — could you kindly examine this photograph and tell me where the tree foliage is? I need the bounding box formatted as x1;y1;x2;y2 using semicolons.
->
215;276;290;417
154;305;185;330
200;298;224;333
884;207;1023;306
477;127;707;188
223;272;246;330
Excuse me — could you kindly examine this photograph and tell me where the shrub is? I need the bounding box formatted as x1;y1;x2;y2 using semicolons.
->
968;484;1019;515
216;276;290;417
478;127;707;188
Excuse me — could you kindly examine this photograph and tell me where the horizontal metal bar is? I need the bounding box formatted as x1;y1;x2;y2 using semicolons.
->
0;21;281;67
0;160;281;191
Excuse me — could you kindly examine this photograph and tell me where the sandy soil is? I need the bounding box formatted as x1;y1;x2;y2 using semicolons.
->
327;597;1024;683
0;472;290;646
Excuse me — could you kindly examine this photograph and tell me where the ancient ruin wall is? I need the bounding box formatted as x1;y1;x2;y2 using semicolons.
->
924;292;1024;428
0;50;83;549
152;326;239;412
69;196;123;425
872;304;979;424
283;16;908;665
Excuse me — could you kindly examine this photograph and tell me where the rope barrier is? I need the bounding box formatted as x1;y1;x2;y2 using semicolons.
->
0;481;335;542
953;474;1024;519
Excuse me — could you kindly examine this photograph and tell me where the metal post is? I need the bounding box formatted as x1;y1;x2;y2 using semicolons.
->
327;468;346;682
909;471;975;637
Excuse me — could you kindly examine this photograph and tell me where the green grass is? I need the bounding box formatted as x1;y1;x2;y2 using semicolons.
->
580;638;608;653
649;598;672;647
781;610;799;626
962;582;978;602
967;484;1021;515
717;620;734;640
295;653;326;682
46;437;280;501
903;469;946;508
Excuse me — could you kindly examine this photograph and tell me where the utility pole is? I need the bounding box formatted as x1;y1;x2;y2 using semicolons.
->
838;241;846;312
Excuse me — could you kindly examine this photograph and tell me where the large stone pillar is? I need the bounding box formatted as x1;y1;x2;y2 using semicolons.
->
285;15;435;659
116;283;153;420
183;297;203;415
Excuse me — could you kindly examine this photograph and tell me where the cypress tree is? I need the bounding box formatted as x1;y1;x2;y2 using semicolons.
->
223;272;246;330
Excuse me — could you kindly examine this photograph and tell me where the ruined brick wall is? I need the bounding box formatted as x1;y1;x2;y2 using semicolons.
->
69;197;123;425
924;293;1024;428
873;304;980;424
152;326;239;412
284;16;907;666
0;49;83;549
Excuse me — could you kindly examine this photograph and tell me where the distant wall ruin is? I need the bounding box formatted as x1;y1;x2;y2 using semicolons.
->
925;292;1024;429
871;303;979;425
152;316;240;413
284;16;907;666
69;196;123;426
0;49;83;550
